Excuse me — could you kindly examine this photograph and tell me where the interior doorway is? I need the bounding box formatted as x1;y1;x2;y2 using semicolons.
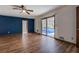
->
22;20;28;34
41;16;55;37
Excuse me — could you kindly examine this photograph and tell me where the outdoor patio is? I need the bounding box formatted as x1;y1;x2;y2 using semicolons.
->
42;28;54;37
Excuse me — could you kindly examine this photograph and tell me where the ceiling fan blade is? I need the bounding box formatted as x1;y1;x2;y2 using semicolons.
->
24;9;30;15
26;11;30;15
25;11;30;15
27;10;33;12
13;8;22;10
13;8;19;9
12;5;21;8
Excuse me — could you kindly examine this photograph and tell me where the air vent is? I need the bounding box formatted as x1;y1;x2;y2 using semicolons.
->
59;36;64;40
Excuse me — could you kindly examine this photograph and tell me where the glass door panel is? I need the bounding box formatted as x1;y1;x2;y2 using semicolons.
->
41;16;55;37
47;17;54;37
42;19;47;35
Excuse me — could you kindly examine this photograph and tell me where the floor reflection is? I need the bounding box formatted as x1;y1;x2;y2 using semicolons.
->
21;33;41;52
0;33;77;53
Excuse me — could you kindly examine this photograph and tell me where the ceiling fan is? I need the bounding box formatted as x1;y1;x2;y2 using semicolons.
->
12;5;34;15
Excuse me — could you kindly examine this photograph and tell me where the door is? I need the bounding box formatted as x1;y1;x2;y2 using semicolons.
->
47;17;55;37
76;7;79;47
42;19;47;35
41;16;55;37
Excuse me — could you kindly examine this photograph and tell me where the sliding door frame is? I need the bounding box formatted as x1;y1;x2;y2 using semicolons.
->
41;15;55;37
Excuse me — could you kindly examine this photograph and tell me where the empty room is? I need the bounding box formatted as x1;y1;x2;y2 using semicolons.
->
0;5;78;53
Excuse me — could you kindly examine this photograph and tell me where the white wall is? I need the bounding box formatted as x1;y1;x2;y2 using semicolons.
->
34;16;42;33
54;6;77;43
35;5;77;44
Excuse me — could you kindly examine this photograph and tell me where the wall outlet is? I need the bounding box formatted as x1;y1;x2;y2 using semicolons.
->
72;37;74;40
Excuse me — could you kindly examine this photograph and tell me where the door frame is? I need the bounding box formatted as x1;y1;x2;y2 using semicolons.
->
41;18;47;36
22;20;28;34
76;6;79;47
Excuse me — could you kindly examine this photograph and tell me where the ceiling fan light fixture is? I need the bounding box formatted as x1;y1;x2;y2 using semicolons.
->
12;5;33;15
23;10;25;13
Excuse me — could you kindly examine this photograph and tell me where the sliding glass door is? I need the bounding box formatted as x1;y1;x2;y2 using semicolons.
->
41;16;55;37
42;19;47;35
47;17;54;37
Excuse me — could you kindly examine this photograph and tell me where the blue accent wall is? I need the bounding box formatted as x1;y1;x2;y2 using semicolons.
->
0;15;35;35
0;15;22;35
28;19;34;32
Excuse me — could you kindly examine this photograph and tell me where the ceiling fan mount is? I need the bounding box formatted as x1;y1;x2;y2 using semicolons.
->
12;5;34;15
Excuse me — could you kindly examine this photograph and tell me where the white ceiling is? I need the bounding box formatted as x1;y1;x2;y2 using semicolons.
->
0;5;61;18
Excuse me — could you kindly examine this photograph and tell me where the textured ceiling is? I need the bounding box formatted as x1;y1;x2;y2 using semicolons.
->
0;5;61;18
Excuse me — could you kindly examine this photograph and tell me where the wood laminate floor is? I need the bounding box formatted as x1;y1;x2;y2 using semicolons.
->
0;33;78;53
